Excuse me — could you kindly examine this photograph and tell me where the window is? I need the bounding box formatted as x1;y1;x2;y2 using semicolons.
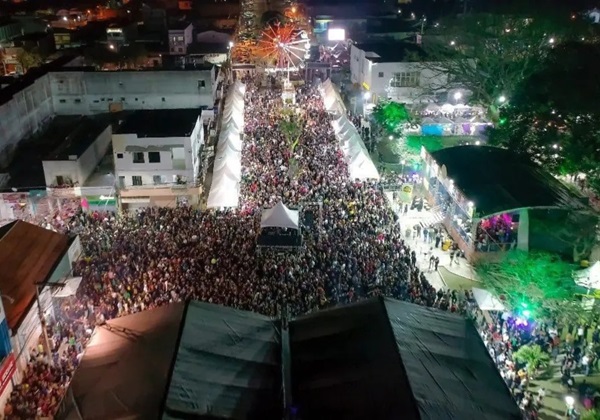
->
117;153;124;159
132;176;142;186
178;47;184;53
162;97;166;102
59;99;66;103
133;152;145;163
135;98;138;101
93;100;99;103
121;97;126;101
107;98;113;102
198;80;205;89
153;175;164;184
148;152;161;163
118;176;125;188
74;98;81;103
378;72;384;78
390;72;420;88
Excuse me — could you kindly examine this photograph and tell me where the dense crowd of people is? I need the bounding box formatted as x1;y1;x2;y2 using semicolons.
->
2;77;549;418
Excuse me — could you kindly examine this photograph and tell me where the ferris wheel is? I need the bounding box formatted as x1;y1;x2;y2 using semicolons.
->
256;23;311;71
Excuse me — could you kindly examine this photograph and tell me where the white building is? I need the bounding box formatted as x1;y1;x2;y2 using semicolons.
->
168;22;194;55
41;115;112;187
0;62;215;169
112;109;204;210
350;42;448;104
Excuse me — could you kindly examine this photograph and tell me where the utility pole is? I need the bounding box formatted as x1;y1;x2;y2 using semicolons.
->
35;285;54;367
35;281;67;368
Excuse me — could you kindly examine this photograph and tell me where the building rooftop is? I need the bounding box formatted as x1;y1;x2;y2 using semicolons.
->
115;109;200;138
355;41;427;63
0;54;77;107
187;41;228;55
43;115;111;161
168;21;192;30
430;145;588;217
0;220;71;330
13;32;51;43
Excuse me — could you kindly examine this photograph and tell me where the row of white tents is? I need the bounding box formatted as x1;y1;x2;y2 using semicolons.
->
320;80;380;181
206;81;246;208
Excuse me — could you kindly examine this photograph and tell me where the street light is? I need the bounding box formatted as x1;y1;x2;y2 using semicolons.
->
400;159;406;174
229;41;234;48
363;91;371;100
389;135;394;140
453;91;462;102
498;95;507;103
549;37;555;44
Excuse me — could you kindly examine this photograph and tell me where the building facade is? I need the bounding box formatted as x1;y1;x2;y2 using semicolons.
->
0;64;214;169
168;22;193;55
350;43;448;104
112;109;204;210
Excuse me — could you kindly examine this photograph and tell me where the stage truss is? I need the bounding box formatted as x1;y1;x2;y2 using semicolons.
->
256;23;310;72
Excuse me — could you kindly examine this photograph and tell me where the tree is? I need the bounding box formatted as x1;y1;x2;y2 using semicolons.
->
512;344;550;377
474;250;584;322
582;408;600;420
422;13;592;115
488;42;600;191
372;101;410;133
16;48;43;73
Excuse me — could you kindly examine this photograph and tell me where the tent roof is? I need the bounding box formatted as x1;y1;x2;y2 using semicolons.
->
430;146;586;216
260;201;299;230
290;298;520;420
290;299;421;420
163;301;283;420
0;220;71;330
61;298;520;420
60;303;186;420
573;261;600;289
384;298;520;419
471;287;505;311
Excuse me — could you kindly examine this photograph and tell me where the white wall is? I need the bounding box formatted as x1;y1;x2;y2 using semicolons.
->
41;125;112;186
49;70;214;114
0;75;54;168
350;44;449;104
112;128;198;188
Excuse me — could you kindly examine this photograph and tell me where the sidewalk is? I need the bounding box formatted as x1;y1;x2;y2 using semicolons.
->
390;198;480;290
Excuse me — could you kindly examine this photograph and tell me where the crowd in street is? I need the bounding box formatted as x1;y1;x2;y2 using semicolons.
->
1;77;550;418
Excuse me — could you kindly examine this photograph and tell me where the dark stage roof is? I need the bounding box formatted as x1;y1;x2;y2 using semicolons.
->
163;301;283;420
60;298;520;420
430;146;586;217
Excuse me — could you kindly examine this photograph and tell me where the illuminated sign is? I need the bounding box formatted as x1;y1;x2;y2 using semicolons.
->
327;28;346;41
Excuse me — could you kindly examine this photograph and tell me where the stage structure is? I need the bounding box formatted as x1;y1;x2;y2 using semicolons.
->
256;23;310;73
257;201;304;252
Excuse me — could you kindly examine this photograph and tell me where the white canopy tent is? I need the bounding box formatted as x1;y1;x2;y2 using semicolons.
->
331;115;380;180
320;79;346;115
207;81;245;208
472;288;505;311
260;201;299;230
573;261;600;290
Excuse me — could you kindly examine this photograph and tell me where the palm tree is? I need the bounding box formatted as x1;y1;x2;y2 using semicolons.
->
513;344;551;378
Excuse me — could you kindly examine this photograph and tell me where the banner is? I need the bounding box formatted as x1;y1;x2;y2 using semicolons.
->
0;352;16;395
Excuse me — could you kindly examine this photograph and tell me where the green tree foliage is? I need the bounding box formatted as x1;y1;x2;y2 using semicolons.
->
489;42;600;190
474;250;582;322
372;101;410;132
16;48;43;73
512;344;550;376
423;13;592;111
582;408;600;420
